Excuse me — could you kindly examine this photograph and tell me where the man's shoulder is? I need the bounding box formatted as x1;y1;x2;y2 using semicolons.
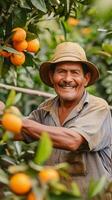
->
89;94;109;110
38;96;57;110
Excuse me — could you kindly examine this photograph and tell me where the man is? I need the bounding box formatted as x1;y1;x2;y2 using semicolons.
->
22;42;112;193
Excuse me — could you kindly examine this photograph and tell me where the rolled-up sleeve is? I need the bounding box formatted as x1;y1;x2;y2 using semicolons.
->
69;103;112;151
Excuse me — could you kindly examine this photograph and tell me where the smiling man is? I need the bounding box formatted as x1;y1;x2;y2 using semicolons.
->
22;42;112;195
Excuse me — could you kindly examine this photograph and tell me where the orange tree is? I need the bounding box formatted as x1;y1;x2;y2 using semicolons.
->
0;0;94;115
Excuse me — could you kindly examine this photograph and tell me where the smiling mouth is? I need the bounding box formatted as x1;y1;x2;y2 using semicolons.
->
59;82;77;89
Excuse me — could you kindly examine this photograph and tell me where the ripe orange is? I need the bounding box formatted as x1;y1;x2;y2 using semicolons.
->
10;52;25;66
27;192;36;200
38;167;59;184
26;39;40;53
13;40;28;52
2;112;22;134
0;51;11;57
9;173;32;195
81;28;92;35
67;17;80;26
12;27;26;42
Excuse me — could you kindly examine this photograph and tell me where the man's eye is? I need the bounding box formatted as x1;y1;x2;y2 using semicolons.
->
57;70;65;73
72;71;79;74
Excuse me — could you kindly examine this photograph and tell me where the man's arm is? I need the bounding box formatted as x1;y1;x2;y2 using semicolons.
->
22;118;86;151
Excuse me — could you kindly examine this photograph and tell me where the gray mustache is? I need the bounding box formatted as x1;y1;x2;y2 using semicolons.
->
59;82;75;87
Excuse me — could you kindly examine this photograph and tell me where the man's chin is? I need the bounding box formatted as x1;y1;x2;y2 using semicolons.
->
59;95;77;102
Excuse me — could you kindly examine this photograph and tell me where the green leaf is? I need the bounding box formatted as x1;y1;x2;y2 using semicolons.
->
102;43;112;54
31;0;47;13
2;46;21;54
0;131;13;144
14;93;22;105
71;182;81;197
87;176;106;198
26;31;38;41
51;182;67;194
23;52;34;67
34;132;53;164
12;8;27;27
0;155;16;165
0;168;9;184
6;89;16;107
13;141;22;156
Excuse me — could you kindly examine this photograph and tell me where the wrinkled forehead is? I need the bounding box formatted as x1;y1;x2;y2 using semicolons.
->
50;61;89;75
55;61;83;69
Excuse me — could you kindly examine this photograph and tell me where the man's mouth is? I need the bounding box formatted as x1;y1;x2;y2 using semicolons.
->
59;82;76;89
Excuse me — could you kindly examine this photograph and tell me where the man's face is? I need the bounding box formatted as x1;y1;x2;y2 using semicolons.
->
49;61;90;104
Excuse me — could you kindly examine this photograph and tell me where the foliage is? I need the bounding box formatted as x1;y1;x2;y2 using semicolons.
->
0;91;111;199
0;132;111;200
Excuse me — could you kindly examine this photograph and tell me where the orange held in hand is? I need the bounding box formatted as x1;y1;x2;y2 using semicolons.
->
12;27;26;42
38;167;59;184
26;39;40;53
13;40;28;52
10;52;25;66
2;112;22;134
9;173;32;195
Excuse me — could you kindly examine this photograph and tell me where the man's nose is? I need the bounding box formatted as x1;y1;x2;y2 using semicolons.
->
64;72;73;82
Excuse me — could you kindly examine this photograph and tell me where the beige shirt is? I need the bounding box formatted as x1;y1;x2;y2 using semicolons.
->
28;92;112;192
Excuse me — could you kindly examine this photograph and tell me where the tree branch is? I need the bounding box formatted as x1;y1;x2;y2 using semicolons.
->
0;83;55;98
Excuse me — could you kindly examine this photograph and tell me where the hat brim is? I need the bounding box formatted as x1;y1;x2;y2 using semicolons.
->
39;58;100;87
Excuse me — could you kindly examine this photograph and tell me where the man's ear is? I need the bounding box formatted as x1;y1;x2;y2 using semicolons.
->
84;72;91;87
49;70;54;85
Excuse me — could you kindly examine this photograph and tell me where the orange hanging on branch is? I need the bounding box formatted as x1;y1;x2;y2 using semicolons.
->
9;173;32;195
26;39;40;53
10;52;25;66
12;27;26;42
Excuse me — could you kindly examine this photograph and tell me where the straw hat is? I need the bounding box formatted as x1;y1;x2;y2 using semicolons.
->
39;42;99;87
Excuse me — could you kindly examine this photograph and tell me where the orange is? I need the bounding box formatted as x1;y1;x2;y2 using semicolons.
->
10;52;25;66
38;167;59;184
9;173;32;195
26;39;40;53
12;27;26;42
2;112;22;134
67;17;80;26
0;51;11;57
27;192;37;200
13;40;28;52
81;28;92;35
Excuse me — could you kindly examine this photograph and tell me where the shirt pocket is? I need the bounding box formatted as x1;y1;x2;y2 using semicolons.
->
62;151;88;176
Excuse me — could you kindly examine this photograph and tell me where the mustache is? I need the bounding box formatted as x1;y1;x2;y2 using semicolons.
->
59;81;76;87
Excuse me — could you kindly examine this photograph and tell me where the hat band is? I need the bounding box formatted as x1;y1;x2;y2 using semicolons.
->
52;54;87;62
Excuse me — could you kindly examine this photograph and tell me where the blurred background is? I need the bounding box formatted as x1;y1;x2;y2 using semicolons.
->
0;0;112;115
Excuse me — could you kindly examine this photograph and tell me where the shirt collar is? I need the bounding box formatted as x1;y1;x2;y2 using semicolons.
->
40;91;89;113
